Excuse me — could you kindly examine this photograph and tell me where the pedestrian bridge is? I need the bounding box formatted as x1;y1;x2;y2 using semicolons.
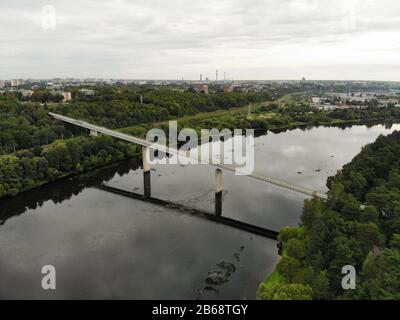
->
48;112;328;200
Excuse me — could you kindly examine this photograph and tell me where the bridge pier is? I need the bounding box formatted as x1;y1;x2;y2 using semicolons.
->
143;146;151;198
215;168;222;216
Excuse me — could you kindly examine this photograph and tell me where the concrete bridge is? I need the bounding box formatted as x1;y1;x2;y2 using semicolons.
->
49;112;328;201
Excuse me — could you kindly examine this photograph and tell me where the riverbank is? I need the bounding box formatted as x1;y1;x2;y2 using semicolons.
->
257;130;400;300
267;117;400;132
0;135;140;199
119;93;400;136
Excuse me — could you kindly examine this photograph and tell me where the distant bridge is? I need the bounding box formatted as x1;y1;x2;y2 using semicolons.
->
48;112;328;200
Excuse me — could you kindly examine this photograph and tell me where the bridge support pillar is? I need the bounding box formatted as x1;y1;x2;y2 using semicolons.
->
143;146;151;198
90;130;98;137
215;168;222;216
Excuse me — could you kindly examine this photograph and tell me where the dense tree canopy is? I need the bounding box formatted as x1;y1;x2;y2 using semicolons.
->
259;131;400;300
0;88;275;154
0;136;137;198
55;88;274;128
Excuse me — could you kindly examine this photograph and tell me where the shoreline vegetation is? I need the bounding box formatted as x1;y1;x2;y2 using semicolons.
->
258;131;400;300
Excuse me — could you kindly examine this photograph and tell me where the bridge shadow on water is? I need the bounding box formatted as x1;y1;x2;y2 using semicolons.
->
0;157;278;240
96;184;278;240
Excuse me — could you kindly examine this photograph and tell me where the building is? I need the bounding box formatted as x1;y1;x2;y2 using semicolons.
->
11;79;25;87
19;89;34;97
79;89;96;96
0;80;4;88
62;92;72;102
223;84;234;93
193;84;209;94
310;97;321;105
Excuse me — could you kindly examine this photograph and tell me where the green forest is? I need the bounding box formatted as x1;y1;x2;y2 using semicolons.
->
258;131;400;300
0;88;273;199
0;136;138;198
0;88;273;153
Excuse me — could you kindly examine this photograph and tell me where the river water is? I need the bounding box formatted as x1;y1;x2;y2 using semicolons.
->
0;123;398;299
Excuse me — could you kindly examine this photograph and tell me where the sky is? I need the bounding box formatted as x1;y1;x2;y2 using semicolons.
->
1;0;400;80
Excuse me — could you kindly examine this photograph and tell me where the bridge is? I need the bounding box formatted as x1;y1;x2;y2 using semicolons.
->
48;112;327;200
49;112;328;238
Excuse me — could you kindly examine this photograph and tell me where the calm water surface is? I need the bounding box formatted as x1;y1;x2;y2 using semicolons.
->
0;123;399;299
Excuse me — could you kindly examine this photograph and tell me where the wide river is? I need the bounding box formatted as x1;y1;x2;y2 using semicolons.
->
0;123;399;299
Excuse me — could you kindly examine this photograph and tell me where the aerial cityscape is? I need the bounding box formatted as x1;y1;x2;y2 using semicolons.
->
1;0;399;309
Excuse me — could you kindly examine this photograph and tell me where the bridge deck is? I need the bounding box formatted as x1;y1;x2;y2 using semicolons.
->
48;112;328;200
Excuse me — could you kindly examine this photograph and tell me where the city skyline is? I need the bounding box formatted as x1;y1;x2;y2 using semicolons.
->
1;0;400;81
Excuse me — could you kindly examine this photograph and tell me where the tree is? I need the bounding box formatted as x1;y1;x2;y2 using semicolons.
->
357;248;400;300
259;284;313;300
348;171;367;200
311;271;330;300
286;238;306;261
351;222;384;257
328;236;356;293
33;145;43;157
276;256;301;282
339;193;361;221
390;234;400;250
360;206;379;225
301;198;323;228
278;226;300;243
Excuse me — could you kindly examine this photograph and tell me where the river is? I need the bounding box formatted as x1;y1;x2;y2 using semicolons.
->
0;122;398;299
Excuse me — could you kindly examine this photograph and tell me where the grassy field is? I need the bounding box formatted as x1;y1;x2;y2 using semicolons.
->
151;101;266;126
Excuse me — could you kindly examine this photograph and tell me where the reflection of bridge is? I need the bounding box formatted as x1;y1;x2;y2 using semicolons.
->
49;112;328;201
97;184;279;239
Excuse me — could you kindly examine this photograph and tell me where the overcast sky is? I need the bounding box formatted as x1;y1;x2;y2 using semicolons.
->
1;0;400;80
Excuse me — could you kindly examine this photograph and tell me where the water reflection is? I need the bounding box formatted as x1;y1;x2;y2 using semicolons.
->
0;160;139;226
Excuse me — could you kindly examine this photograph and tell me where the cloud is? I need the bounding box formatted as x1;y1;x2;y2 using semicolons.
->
281;145;308;157
0;0;400;79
